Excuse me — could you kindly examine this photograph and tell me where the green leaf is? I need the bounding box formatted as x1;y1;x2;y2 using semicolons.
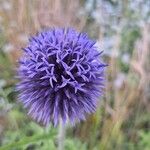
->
0;131;56;150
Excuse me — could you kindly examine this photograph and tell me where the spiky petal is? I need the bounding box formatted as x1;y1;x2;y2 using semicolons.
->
17;28;107;126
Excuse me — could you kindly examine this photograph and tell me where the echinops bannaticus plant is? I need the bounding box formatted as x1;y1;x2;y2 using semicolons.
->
17;28;107;126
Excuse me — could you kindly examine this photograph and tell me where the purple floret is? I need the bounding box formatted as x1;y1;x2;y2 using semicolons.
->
17;28;107;126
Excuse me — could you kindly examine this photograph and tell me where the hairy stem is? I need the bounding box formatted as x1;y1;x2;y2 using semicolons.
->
58;119;65;150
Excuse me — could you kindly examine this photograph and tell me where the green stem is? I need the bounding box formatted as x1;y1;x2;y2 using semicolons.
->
0;131;56;150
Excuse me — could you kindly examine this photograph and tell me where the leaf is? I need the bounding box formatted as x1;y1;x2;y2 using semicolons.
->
0;130;56;150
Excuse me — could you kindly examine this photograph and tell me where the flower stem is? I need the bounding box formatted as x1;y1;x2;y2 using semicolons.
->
58;119;65;150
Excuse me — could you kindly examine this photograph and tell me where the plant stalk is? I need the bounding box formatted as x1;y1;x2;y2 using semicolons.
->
58;119;65;150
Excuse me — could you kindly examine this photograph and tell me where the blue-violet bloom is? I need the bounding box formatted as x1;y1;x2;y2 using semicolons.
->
17;28;107;126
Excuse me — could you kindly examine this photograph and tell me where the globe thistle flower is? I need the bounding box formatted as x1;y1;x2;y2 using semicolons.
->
17;28;107;126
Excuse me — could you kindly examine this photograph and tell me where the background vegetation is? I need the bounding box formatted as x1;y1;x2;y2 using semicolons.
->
0;0;150;150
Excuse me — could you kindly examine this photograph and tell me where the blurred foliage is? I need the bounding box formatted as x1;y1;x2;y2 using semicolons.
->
0;0;150;150
120;26;141;55
138;131;150;150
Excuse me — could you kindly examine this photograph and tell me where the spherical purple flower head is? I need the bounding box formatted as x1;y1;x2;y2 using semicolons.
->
17;28;107;126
